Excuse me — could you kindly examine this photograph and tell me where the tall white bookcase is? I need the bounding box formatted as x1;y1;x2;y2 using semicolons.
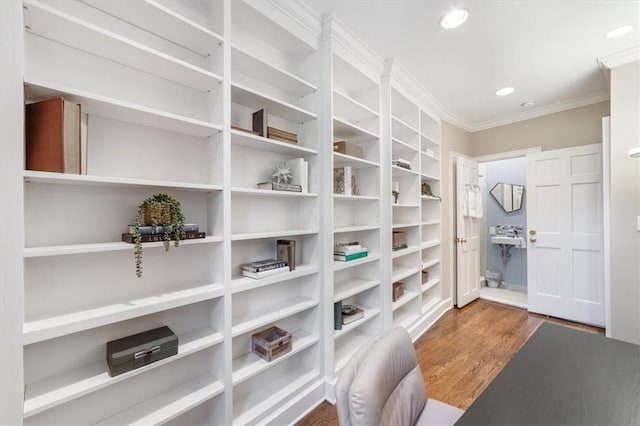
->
0;1;453;424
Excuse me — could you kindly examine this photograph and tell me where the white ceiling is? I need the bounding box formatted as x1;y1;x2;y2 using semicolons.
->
305;0;640;131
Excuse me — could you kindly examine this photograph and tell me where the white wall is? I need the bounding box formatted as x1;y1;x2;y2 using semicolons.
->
609;60;640;345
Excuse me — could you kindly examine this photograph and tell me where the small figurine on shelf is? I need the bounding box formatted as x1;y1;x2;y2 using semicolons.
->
421;182;441;201
272;164;293;184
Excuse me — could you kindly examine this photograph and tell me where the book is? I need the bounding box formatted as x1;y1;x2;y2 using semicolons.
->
334;250;368;262
121;231;205;243
341;305;364;325
267;126;297;140
267;134;299;145
242;259;287;273
252;109;267;137
276;239;296;271
334;246;368;256
285;158;308;193
393;162;412;170
334;245;363;254
334;301;343;330
25;97;81;174
241;265;289;280
257;181;302;192
334;166;355;195
126;224;199;235
392;243;409;251
335;241;361;248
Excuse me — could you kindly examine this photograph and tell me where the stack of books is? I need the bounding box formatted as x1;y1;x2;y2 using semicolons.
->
341;304;364;325
241;259;289;279
392;156;411;170
276;239;296;271
122;224;204;243
334;241;368;262
267;126;298;144
256;181;302;192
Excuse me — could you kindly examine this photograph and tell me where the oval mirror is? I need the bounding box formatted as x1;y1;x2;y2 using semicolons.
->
490;182;524;213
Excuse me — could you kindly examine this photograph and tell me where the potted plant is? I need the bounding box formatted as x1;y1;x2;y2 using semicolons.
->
392;190;400;204
133;193;186;278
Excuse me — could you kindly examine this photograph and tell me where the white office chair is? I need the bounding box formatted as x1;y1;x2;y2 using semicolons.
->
336;327;464;426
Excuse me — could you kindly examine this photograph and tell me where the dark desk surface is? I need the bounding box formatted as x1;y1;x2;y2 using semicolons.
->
456;322;640;426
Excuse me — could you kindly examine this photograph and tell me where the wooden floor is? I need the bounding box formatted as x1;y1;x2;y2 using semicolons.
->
297;299;603;426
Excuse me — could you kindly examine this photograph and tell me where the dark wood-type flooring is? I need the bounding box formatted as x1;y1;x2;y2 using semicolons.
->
297;299;603;426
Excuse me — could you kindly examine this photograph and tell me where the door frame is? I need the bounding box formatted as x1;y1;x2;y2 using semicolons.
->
448;147;541;307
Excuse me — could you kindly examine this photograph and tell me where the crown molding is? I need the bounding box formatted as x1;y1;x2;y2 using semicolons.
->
468;91;611;133
322;15;385;75
598;45;640;69
256;0;322;49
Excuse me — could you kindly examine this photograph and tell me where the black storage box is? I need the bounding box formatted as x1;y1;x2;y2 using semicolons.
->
106;326;178;377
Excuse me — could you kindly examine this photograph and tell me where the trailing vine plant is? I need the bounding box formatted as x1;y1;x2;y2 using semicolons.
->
133;193;186;278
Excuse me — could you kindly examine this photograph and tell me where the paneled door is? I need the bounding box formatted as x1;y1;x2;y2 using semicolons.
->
526;144;604;326
455;156;480;308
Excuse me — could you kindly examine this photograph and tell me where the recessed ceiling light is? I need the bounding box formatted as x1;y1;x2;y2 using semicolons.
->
496;87;515;96
606;25;633;39
440;9;468;29
521;101;536;108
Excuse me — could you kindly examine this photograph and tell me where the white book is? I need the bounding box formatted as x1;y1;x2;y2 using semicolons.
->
344;166;353;196
285;157;308;193
241;266;289;280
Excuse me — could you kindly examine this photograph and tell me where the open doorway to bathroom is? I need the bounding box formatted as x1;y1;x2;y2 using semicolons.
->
478;157;528;308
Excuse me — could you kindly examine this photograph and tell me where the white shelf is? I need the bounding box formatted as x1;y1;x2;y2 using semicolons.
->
24;236;222;258
24;80;222;138
230;129;317;156
421;133;440;147
334;331;371;374
421;240;441;250
334;278;380;302
421;150;439;162
392;203;420;208
334;253;381;271
24;1;222;92
392;246;420;259
422;278;441;293
23;327;223;417
333;117;379;140
421;172;440;181
333;152;380;169
421;220;440;226
334;307;380;339
333;89;379;123
232;45;316;98
392;137;419;154
231;187;317;198
231;229;317;241
24;170;221;192
392;222;420;229
392;266;420;283
83;0;224;57
232;330;318;385
421;195;441;201
393;310;420;329
231;296;318;337
232;370;319;426
231;82;316;123
392;290;420;312
422;258;441;269
94;374;224;426
231;265;319;294
392;165;419;177
333;225;379;234
391;115;419;136
333;194;380;202
422;297;442;315
23;284;224;345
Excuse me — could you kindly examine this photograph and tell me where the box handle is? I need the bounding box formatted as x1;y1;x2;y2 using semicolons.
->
134;345;161;359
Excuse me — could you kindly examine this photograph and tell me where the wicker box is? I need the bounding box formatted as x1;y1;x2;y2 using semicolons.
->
422;269;429;284
392;281;405;302
252;326;292;362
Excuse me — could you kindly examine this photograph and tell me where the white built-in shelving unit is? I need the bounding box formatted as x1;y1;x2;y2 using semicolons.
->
324;20;385;383
1;2;452;424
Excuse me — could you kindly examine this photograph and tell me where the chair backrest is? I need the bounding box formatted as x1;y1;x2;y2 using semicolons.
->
335;327;427;425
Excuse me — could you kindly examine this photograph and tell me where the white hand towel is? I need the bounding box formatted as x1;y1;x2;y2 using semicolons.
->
472;186;483;218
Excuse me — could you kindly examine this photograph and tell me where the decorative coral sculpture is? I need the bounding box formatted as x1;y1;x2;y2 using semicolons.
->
272;164;293;183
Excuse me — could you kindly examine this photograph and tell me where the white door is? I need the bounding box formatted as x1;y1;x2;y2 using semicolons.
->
526;144;604;326
455;156;481;308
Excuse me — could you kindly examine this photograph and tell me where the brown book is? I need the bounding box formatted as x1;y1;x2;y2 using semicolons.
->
121;232;206;243
252;109;267;137
25;97;81;174
267;134;298;144
267;126;297;140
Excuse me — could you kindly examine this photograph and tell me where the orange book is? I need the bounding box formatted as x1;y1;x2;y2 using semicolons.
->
25;97;81;174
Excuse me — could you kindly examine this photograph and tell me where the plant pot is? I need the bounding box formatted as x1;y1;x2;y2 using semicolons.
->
143;203;172;226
